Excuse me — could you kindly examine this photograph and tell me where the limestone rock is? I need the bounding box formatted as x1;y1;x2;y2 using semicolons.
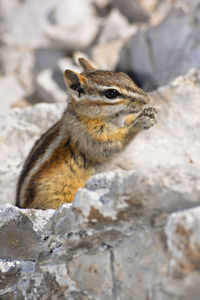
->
1;177;200;298
138;0;173;25
92;39;129;70
57;57;81;74
119;3;200;89
166;207;200;276
35;68;67;103
34;48;65;77
0;0;56;48
0;204;54;260
98;9;136;44
0;75;26;113
112;0;149;23
92;9;137;70
45;0;100;50
0;47;34;95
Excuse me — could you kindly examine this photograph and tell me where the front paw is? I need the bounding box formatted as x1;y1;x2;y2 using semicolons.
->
138;107;157;130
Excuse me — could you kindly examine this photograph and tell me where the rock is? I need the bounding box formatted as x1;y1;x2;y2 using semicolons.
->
0;75;26;113
138;0;173;25
0;0;62;97
0;204;54;260
92;9;137;70
0;102;65;205
0;47;34;95
0;0;71;99
45;0;100;50
119;4;200;89
34;48;65;76
35;68;67;103
57;57;81;74
11;99;31;109
92;0;111;10
0;0;57;49
1;180;200;298
175;0;200;10
112;0;149;23
92;39;129;70
98;9;137;44
166;207;200;276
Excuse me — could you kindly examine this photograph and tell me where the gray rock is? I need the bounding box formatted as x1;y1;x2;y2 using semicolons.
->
0;0;57;48
35;68;67;103
0;0;63;98
0;204;54;260
98;9;137;44
34;48;65;76
92;0;111;10
0;75;26;113
92;39;130;70
45;0;100;50
119;3;200;89
92;9;137;70
57;57;81;74
166;206;200;274
0;47;34;96
1;180;200;298
112;0;149;23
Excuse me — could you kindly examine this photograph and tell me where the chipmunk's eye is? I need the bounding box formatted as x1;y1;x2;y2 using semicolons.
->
104;89;120;99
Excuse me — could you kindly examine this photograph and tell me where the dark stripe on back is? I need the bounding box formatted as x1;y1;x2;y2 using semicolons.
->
16;121;60;206
23;136;71;208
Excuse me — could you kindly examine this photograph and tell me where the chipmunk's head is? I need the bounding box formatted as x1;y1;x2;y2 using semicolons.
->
64;58;150;119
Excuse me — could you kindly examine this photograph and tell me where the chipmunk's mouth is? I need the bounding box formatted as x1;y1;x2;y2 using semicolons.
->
128;104;143;114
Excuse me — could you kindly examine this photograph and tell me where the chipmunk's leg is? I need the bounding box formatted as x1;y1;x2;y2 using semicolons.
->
123;107;157;145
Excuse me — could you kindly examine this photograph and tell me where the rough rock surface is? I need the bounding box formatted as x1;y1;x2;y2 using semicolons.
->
92;9;137;70
45;0;100;50
35;68;67;103
119;1;200;90
113;0;149;22
0;171;200;299
0;75;26;112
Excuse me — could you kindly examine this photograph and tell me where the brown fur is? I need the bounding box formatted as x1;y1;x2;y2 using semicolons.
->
16;58;157;209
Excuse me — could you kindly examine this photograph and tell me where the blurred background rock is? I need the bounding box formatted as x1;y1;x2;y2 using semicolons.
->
1;0;200;111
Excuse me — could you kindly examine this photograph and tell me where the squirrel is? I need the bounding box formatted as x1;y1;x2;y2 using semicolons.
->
16;58;157;210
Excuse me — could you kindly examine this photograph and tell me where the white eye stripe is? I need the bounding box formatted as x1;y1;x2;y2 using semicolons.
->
92;84;143;99
70;84;145;102
71;93;121;103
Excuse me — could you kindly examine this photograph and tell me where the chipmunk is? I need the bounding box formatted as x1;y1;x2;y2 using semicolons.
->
16;58;157;210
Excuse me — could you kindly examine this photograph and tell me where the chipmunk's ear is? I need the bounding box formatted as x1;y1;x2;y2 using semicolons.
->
64;70;85;98
78;57;96;72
